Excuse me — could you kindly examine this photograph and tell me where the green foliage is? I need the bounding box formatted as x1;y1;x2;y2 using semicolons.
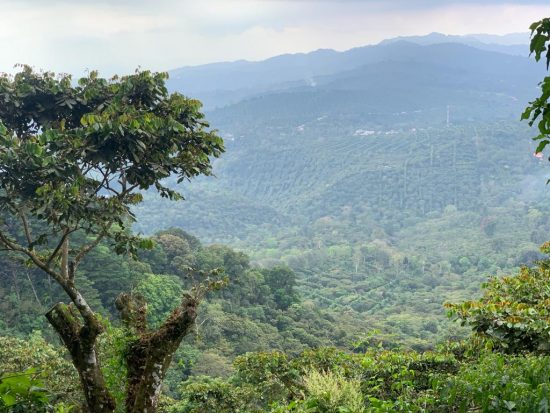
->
134;274;184;327
2;223;548;412
164;377;257;413
97;321;136;412
0;225;352;400
530;19;550;68
0;333;81;411
172;344;550;413
234;351;298;403
270;370;365;413
262;266;299;310
134;121;549;350
523;18;550;154
446;254;550;353
79;242;149;313
166;249;550;412
0;369;50;412
300;369;365;413
436;352;550;413
357;349;457;403
0;67;223;255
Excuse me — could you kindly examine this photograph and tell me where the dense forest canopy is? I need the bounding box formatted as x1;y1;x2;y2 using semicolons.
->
0;15;550;413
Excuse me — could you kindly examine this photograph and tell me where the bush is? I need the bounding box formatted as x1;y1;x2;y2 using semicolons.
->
0;369;51;412
446;255;550;353
301;369;365;413
164;376;257;413
0;332;81;409
436;352;550;412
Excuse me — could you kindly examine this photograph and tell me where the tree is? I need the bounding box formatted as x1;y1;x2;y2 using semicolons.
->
262;266;299;310
0;66;224;412
522;18;550;154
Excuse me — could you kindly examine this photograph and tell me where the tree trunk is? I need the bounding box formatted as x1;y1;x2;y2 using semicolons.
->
119;294;198;413
46;303;116;413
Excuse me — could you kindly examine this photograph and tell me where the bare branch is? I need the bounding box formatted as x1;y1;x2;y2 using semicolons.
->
73;231;107;270
0;229;63;283
25;269;42;306
46;228;75;267
16;209;33;248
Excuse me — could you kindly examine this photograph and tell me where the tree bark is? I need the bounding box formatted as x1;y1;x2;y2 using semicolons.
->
45;290;198;413
46;303;116;413
119;293;198;413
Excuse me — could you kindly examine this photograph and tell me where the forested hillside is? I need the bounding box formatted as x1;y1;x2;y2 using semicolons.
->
133;38;550;349
1;25;549;413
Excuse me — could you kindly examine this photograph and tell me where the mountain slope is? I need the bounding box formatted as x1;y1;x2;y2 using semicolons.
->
135;39;550;345
167;34;535;109
142;41;546;238
379;32;528;55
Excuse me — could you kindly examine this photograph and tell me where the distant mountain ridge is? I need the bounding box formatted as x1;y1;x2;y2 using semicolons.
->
167;32;532;109
206;41;543;131
379;32;529;56
462;32;529;45
380;32;529;46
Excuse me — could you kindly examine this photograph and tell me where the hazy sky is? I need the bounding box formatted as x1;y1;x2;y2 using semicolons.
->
1;0;550;76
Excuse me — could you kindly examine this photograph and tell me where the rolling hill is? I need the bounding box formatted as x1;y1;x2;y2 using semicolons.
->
134;36;550;346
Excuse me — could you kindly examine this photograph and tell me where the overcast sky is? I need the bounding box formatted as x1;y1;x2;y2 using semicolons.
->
1;0;550;76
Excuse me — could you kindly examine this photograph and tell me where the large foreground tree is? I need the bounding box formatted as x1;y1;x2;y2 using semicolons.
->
0;67;224;412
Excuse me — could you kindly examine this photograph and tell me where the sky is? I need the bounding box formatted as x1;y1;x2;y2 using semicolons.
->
1;0;550;76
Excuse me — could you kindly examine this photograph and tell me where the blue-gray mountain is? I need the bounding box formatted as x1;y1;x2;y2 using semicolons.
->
166;32;535;110
134;35;550;347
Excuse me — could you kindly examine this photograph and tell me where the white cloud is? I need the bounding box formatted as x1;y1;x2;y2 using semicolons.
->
0;0;549;75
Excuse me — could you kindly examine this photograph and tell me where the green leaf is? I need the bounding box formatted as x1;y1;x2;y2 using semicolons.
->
535;140;549;153
1;392;17;406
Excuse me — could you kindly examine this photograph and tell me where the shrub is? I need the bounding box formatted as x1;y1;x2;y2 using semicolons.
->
301;369;365;413
436;352;550;412
446;254;550;353
0;332;81;409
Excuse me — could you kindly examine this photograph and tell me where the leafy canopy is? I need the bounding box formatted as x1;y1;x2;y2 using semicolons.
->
446;247;550;354
0;66;223;257
522;18;550;154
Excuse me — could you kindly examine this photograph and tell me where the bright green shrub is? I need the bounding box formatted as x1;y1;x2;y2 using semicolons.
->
301;369;365;413
0;368;50;412
164;376;257;413
359;349;458;401
436;352;550;412
0;332;81;409
0;333;83;412
234;351;298;403
446;254;550;353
